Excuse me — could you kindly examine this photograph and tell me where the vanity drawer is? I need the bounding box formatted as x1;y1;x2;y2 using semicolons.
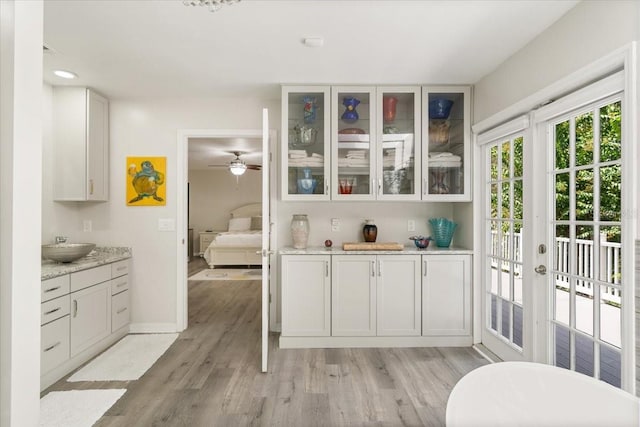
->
111;290;130;332
111;260;129;278
41;315;70;375
110;275;129;295
41;295;70;325
41;275;70;302
70;264;111;292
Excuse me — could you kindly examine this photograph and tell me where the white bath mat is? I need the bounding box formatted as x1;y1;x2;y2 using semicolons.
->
68;333;178;382
189;268;262;281
40;389;125;427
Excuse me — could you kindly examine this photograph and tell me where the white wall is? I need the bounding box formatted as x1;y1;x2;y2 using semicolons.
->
474;0;639;123
41;95;279;331
188;168;261;252
1;1;43;426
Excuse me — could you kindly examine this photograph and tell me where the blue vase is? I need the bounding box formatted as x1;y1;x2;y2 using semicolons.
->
303;96;317;124
297;168;317;194
341;97;360;123
429;218;457;248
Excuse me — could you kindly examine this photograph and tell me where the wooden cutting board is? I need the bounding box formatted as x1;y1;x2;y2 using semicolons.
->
342;242;404;251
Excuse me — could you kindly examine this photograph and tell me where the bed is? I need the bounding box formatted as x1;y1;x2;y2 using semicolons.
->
203;203;263;269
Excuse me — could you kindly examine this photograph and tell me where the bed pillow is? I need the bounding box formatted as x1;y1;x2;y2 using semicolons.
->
251;216;262;231
228;217;251;232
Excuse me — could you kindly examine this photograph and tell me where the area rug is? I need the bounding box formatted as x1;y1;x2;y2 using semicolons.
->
188;268;262;281
40;389;126;427
67;333;178;382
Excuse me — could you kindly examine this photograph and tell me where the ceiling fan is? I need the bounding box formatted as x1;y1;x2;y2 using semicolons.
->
208;151;261;176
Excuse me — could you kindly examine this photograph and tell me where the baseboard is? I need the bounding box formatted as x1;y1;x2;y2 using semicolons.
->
279;335;473;349
472;343;502;363
129;322;179;333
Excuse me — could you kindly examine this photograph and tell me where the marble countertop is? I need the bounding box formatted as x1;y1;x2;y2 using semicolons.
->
279;246;473;255
42;247;132;280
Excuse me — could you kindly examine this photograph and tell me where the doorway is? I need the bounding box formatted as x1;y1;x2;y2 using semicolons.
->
176;127;278;372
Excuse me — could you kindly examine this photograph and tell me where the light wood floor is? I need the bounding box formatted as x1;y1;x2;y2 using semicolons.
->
45;256;488;426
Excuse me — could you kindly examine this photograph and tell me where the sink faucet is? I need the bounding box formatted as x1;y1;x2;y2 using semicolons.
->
55;236;68;244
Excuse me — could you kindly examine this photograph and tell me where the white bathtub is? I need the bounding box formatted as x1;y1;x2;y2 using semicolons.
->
446;361;639;427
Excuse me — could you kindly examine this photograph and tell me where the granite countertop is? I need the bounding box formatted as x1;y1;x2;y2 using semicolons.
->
42;247;132;280
279;246;473;255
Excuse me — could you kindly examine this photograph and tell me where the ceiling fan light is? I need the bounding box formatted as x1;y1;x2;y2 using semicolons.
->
229;159;247;176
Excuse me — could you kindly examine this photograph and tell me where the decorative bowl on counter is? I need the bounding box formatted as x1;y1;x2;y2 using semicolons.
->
409;236;432;249
42;243;96;263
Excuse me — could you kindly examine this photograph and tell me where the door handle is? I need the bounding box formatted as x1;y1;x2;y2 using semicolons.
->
73;299;78;317
534;265;547;275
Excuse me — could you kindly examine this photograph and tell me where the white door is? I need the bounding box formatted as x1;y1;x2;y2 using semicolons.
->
332;255;377;336
479;117;532;361
534;73;629;389
376;255;421;336
261;108;270;373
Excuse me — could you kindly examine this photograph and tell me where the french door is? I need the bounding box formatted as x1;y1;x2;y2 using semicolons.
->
480;118;532;361
536;73;628;389
480;72;631;390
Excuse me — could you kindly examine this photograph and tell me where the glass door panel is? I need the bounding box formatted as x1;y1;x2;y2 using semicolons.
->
376;88;421;200
332;86;376;200
549;98;623;388
423;87;470;201
281;86;330;200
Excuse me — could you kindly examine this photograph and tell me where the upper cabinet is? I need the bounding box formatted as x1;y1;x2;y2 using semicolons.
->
281;86;331;201
331;86;421;201
422;86;471;201
53;87;109;202
281;84;470;202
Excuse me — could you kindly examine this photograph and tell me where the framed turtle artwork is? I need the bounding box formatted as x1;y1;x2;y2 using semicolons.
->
126;157;166;206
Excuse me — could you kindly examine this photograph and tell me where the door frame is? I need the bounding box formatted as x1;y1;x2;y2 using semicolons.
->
176;128;278;333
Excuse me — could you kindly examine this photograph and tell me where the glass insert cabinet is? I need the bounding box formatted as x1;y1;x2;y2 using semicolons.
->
281;85;470;201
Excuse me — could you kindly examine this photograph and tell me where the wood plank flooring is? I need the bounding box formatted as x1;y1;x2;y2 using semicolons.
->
44;257;488;426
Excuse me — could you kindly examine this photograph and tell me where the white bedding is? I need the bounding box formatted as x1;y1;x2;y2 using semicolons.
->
212;230;262;247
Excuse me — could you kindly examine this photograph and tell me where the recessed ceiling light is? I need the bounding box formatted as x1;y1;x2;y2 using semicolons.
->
53;70;78;79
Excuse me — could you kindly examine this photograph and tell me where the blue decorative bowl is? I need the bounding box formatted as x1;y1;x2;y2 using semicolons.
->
429;98;454;119
429;218;457;247
410;236;432;249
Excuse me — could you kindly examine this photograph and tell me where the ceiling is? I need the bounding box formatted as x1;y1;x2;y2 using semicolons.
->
188;137;262;170
42;0;579;166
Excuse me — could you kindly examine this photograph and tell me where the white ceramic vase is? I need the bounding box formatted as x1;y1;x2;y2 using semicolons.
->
291;214;310;249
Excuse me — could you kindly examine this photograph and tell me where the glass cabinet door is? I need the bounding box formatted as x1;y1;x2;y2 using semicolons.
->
331;86;376;200
422;86;471;201
376;87;421;200
281;86;330;200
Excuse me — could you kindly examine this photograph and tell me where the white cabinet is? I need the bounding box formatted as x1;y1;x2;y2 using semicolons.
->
332;255;421;336
422;254;471;336
281;255;331;337
281;86;331;200
376;255;421;336
331;255;376;336
422;86;471;201
53;87;109;201
41;257;131;390
70;280;112;357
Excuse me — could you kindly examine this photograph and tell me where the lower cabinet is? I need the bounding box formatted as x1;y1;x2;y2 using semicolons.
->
422;254;471;336
280;252;471;348
70;281;111;357
332;255;421;336
281;255;331;337
41;315;70;375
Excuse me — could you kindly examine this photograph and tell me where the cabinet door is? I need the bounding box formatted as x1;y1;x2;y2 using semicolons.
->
112;289;130;332
70;281;112;357
281;255;330;336
376;87;422;201
282;86;331;201
422;86;471;201
86;89;109;201
332;86;376;200
41;315;70;375
377;255;421;336
422;255;471;336
332;255;376;336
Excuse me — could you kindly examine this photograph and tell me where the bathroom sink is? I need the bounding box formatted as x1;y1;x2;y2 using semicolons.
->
42;243;96;263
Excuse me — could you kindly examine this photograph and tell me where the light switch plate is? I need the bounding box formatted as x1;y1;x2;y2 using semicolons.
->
407;220;415;232
331;218;340;232
158;218;175;232
83;220;92;232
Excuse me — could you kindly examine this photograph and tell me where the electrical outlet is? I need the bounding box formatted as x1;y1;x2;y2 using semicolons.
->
83;220;92;232
407;220;415;232
331;218;340;232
